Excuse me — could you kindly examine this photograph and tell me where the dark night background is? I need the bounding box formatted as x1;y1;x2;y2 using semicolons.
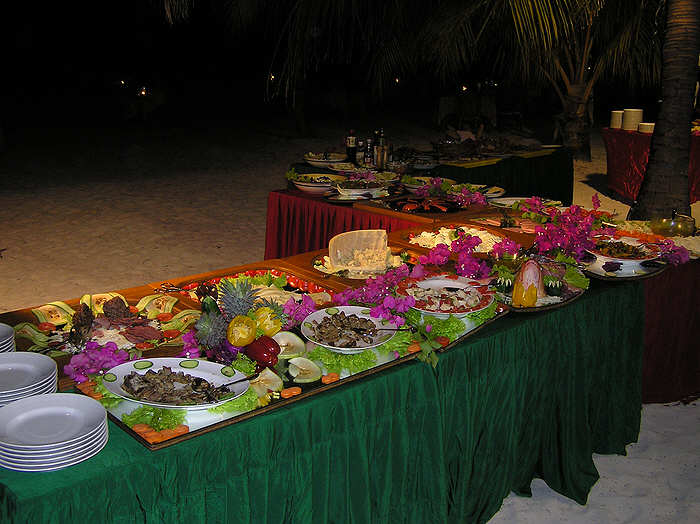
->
1;1;662;143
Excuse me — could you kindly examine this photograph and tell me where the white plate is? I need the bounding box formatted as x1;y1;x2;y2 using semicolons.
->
301;306;397;354
0;420;106;457
335;186;388;198
0;431;108;472
583;258;665;279
489;197;560;208
0;369;56;397
0;427;107;463
0;353;58;393
101;357;249;410
584;237;661;275
398;276;494;320
0;323;13;342
0;414;106;452
0;393;106;447
0;380;58;405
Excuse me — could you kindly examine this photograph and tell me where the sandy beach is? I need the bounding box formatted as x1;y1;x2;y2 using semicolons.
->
0;116;698;523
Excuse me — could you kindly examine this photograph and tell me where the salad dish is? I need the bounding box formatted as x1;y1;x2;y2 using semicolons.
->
489;197;561;208
407;226;505;253
396;273;495;322
292;174;347;195
583;236;663;279
102;358;249;410
402;176;456;193
303;152;347;168
301;306;396;354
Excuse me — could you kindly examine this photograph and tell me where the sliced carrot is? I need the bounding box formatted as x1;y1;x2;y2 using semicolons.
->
156;312;174;322
75;380;97;393
171;424;189;435
280;386;302;399
129;306;140;314
142;432;168;444
131;424;153;435
322;373;340;385
407;341;422;353
434;336;451;347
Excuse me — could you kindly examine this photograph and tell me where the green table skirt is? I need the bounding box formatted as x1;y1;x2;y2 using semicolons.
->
433;149;574;205
0;280;643;524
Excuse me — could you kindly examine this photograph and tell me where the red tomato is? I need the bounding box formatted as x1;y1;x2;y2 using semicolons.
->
162;329;181;339
129;306;140;315
134;342;155;350
297;279;308;292
37;322;56;333
156;313;173;322
210;277;222;284
287;276;299;288
270;269;281;276
182;282;199;291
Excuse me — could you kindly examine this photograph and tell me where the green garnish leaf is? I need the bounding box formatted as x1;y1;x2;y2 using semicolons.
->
208;388;258;414
122;406;186;432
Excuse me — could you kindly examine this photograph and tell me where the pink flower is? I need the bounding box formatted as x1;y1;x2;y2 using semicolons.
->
591;193;601;210
419;244;451;266
491;238;521;258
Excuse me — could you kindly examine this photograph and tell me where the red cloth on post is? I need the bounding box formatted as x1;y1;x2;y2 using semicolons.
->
264;190;421;259
601;128;700;204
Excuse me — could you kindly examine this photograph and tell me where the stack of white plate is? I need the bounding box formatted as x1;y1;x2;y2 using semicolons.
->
0;323;16;353
0;352;58;407
0;393;108;472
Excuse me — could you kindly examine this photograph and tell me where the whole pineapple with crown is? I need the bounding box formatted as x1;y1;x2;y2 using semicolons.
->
218;278;257;321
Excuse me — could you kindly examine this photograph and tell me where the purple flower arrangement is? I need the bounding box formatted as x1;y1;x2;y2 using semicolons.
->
64;341;132;383
334;265;416;326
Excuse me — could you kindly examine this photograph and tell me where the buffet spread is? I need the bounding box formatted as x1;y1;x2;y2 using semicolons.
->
0;146;696;474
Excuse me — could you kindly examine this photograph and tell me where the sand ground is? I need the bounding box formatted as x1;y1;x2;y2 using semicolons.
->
0;117;698;523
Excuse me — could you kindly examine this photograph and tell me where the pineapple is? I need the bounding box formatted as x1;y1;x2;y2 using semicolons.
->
218;278;257;320
252;298;288;325
194;311;228;349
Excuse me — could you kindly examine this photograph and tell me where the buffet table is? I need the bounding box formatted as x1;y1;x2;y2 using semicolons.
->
601;127;700;203
0;266;646;524
268;148;574;259
264;190;422;259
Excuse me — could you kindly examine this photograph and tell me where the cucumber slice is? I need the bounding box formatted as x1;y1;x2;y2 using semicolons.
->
103;373;117;382
325;307;339;315
272;331;306;360
288;357;322;384
133;360;153;370
221;366;236;377
179;360;199;369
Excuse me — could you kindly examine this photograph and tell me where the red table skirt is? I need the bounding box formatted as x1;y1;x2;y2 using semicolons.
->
642;260;700;402
264;190;422;259
601;127;700;204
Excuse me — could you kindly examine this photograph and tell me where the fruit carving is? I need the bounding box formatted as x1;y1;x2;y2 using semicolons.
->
511;259;546;308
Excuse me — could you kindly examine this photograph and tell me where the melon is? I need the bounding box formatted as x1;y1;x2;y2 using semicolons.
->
272;331;305;360
288;357;322;384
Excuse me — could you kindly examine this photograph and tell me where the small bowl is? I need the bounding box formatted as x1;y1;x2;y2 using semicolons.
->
649;215;696;237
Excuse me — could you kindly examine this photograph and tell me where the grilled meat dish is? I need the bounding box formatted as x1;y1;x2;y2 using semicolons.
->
122;366;230;405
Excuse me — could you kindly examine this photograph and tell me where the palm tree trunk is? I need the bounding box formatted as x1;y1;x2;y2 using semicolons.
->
629;0;700;219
